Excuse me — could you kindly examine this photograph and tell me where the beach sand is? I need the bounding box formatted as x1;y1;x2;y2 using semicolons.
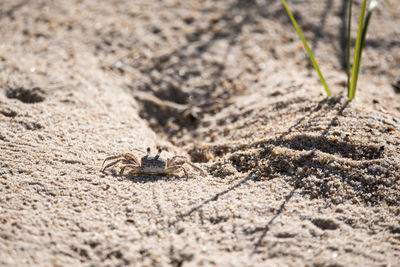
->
1;0;400;265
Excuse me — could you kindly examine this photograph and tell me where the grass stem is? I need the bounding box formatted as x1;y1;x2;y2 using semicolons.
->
348;0;367;100
281;0;331;97
346;0;353;92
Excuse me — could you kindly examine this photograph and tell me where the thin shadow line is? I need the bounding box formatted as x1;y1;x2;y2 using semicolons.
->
169;175;253;227
321;98;349;136
248;96;335;149
311;0;333;52
339;0;350;71
252;188;296;254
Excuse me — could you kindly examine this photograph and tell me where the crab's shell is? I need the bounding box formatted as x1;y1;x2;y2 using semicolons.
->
140;155;167;173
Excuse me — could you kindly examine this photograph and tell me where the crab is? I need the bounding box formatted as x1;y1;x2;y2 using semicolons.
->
101;147;205;178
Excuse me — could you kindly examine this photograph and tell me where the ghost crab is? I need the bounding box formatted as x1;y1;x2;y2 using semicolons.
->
101;147;205;178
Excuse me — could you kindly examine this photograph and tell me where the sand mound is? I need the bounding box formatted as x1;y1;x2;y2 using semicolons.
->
1;0;400;265
189;95;400;206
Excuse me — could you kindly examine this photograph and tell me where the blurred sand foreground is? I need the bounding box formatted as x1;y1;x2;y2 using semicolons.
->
1;0;400;265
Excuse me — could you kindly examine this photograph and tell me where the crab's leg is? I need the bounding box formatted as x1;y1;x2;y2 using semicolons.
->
122;153;141;166
102;153;141;170
102;158;130;172
102;155;124;169
119;165;141;176
182;167;189;178
167;156;205;176
184;161;205;176
166;155;184;167
165;166;189;178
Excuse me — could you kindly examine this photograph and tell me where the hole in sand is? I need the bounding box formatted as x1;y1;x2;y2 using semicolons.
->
5;86;46;103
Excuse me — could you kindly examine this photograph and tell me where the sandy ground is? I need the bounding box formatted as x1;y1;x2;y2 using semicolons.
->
1;0;400;266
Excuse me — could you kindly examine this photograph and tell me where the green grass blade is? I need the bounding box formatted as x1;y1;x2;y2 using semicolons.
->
348;0;368;100
281;0;331;97
348;0;380;100
346;0;353;92
361;1;379;45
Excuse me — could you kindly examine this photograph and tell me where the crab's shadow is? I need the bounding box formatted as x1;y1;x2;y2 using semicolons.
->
106;170;186;183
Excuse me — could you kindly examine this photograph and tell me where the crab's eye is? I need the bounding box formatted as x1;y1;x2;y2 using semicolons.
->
158;148;162;154
147;147;151;153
